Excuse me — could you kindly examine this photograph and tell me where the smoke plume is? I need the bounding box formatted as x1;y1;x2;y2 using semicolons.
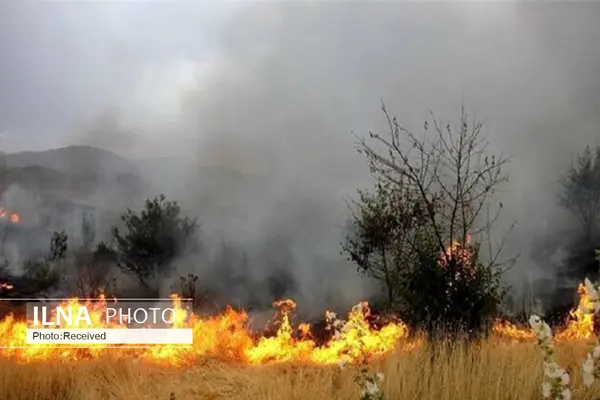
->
1;2;600;316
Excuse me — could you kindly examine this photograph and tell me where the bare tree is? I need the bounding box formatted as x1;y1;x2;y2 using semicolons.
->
357;102;516;270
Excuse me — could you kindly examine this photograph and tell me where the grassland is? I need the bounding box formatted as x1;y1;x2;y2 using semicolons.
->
1;340;600;400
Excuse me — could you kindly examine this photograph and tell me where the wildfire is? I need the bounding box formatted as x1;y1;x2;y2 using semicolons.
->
0;277;597;365
439;235;476;280
491;320;536;342
555;283;594;341
0;207;19;224
0;296;409;366
493;282;596;342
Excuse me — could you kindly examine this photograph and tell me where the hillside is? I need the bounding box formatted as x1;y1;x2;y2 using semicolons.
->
0;145;139;178
0;146;266;211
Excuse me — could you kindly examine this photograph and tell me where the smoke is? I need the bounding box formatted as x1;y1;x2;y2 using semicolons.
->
2;2;600;315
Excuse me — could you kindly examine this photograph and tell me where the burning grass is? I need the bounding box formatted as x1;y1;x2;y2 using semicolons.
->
0;280;598;398
0;298;410;365
2;341;600;400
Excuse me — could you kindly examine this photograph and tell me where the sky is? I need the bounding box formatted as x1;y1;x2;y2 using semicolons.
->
0;1;229;153
1;1;600;310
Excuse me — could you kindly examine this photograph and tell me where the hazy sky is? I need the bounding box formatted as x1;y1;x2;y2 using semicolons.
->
2;1;600;306
0;1;233;153
2;1;598;213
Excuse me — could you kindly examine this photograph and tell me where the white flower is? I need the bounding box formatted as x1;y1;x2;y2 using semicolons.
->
544;362;563;379
538;324;553;341
529;315;542;331
594;345;600;358
561;388;571;400
583;354;595;374
541;382;551;398
364;380;380;396
583;371;595;387
376;372;384;382
561;372;570;385
529;315;554;344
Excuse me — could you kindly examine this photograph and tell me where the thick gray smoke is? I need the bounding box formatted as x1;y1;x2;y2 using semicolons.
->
1;2;600;316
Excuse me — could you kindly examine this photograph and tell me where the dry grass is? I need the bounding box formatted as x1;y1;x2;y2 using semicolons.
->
1;340;600;400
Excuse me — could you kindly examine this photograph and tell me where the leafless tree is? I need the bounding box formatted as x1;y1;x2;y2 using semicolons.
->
356;102;517;270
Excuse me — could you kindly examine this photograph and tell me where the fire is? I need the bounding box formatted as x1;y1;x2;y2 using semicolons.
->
491;320;535;342
492;282;596;342
439;235;476;280
0;279;597;365
0;207;20;224
555;283;594;341
0;296;409;366
0;282;13;290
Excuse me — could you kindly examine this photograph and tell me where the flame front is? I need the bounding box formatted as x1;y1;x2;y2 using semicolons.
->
0;296;409;366
492;282;595;342
1;278;598;365
555;283;594;341
491;320;536;341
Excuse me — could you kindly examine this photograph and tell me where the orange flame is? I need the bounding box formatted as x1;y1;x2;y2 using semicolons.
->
0;297;409;365
555;283;594;341
0;207;20;224
0;280;597;364
0;282;13;290
491;320;536;342
439;236;475;280
492;282;595;342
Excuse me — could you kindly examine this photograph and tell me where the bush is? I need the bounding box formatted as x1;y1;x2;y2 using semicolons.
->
346;103;514;340
397;229;507;339
112;194;200;292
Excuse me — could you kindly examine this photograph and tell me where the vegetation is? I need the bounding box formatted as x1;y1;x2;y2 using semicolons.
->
20;230;69;294
73;241;117;298
558;145;600;284
342;179;429;308
1;341;599;400
4;105;600;400
7;194;198;299
344;104;514;338
112;194;200;293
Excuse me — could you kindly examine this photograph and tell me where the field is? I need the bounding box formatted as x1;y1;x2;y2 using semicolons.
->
0;340;599;400
0;287;594;399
